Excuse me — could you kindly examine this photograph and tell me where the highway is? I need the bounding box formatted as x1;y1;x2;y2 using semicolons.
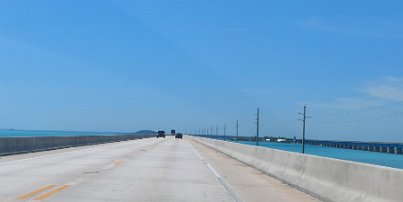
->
0;137;319;202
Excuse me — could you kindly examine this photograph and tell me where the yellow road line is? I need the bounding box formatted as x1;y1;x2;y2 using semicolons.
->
33;184;70;200
113;160;123;165
18;184;57;200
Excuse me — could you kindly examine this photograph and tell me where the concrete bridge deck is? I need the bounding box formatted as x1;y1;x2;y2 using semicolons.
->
0;137;318;202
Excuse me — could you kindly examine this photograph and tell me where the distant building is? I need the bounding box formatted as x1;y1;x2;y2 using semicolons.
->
277;139;287;143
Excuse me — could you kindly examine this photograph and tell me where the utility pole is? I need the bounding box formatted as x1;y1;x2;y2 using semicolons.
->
224;123;227;141
299;105;310;154
256;108;260;146
211;127;213;137
236;120;239;143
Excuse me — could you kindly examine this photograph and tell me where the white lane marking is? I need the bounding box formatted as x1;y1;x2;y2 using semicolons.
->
0;138;156;165
206;163;222;179
186;140;244;202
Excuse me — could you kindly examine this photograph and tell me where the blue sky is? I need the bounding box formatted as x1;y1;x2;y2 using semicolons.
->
1;0;403;141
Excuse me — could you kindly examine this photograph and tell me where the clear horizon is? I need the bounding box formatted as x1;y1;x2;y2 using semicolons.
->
1;1;403;142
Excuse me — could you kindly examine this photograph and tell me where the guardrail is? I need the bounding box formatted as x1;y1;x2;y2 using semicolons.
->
0;134;154;156
194;135;403;155
191;136;403;202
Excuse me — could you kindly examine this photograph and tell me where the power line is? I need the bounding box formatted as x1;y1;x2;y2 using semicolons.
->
320;101;403;116
316;111;403;124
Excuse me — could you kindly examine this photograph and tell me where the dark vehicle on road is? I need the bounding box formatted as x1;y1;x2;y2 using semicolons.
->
175;133;183;139
157;131;165;138
171;130;176;135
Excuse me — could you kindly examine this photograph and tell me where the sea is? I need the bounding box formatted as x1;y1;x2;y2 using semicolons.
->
2;130;403;170
225;140;403;170
0;129;121;137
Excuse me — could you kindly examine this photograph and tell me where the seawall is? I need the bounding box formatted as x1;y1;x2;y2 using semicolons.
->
191;136;403;202
0;134;154;156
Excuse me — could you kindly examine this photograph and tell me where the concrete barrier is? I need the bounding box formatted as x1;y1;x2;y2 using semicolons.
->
0;134;154;156
191;137;403;202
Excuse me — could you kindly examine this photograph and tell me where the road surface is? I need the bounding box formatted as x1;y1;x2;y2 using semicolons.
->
0;137;319;202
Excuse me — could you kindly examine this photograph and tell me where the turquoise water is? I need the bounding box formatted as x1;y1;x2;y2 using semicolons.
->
227;140;403;170
0;130;121;137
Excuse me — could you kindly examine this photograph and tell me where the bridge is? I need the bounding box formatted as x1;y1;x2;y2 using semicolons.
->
195;135;403;155
0;137;316;202
296;139;403;154
0;135;402;202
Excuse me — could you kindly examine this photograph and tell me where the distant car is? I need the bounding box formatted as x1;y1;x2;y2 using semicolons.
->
171;130;176;135
157;131;166;138
175;133;183;139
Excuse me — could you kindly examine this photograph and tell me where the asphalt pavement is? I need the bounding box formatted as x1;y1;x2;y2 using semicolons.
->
0;136;318;202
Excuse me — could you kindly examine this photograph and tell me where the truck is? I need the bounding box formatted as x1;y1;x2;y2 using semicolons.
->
157;131;165;138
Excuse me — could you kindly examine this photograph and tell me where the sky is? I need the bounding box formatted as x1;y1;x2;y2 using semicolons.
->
1;0;403;141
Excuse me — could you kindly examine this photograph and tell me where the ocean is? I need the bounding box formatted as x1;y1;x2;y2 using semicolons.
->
0;130;121;137
228;140;403;170
3;130;403;170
